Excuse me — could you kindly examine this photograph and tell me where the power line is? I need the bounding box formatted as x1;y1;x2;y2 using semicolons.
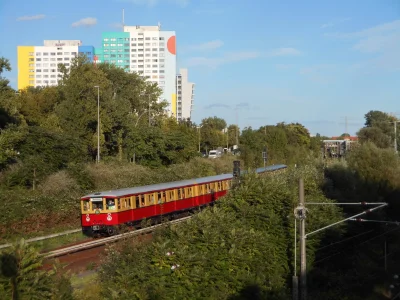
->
314;226;400;265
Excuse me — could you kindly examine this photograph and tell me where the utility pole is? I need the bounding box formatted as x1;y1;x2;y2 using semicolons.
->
293;184;388;300
94;86;100;163
299;179;307;300
148;95;151;126
394;121;397;154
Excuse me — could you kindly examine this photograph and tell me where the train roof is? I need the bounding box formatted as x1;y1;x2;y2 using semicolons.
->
81;164;287;200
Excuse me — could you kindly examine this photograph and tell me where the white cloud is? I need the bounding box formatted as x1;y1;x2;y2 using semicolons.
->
266;47;301;57
119;0;189;7
325;19;400;72
72;17;97;28
320;18;351;29
110;22;123;29
321;23;334;29
16;14;45;21
186;51;260;68
185;47;301;68
185;40;224;52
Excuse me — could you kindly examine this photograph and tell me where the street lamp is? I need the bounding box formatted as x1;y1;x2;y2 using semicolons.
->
197;126;202;152
94;86;100;163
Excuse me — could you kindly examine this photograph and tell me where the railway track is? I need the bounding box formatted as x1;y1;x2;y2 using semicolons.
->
43;216;191;258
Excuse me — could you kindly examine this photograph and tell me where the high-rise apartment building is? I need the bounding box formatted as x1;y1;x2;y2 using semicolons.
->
176;68;194;121
17;24;187;120
17;40;94;90
94;25;176;113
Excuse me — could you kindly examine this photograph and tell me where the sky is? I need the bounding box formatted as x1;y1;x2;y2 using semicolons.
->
0;0;399;136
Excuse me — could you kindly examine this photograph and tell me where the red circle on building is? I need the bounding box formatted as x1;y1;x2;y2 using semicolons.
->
167;36;176;55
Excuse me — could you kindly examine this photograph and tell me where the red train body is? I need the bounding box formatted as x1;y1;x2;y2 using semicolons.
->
80;164;287;236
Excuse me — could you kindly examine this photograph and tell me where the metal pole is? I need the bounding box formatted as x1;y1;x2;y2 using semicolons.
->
293;219;299;300
299;178;307;300
385;239;387;271
148;95;151;126
235;107;239;146
95;86;100;163
395;122;397;154
198;127;201;152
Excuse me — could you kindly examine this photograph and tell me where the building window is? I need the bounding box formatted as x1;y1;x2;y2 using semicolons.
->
145;70;150;73
36;69;41;72
145;48;150;51
111;54;116;58
152;43;157;46
117;43;123;47
145;43;150;46
111;38;116;41
50;52;56;56
159;48;164;51
124;49;129;52
152;70;157;73
124;43;129;47
131;38;136;41
110;44;116;47
29;52;34;56
29;64;34;67
131;54;137;57
152;54;157;57
159;64;165;68
57;52;62;55
145;37;150;40
64;57;69;60
104;38;109;42
50;63;56;67
36;58;41;61
152;64;157;68
159;42;165;46
29;58;34;62
131;60;137;63
104;49;109;52
138;54;144;57
124;54;129;57
159;70;164;73
36;80;41;83
50;58;56;61
36;75;41;78
138;65;143;68
57;58;62;61
104;54;110;58
43;58;49;61
43;52;48;56
159;53;164;57
36;64;41;67
159;81;165;84
152;48;157;51
72;52;77;55
29;75;34;78
159;59;164;62
159;37;164;40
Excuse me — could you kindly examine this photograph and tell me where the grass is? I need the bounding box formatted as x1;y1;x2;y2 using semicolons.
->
71;271;102;300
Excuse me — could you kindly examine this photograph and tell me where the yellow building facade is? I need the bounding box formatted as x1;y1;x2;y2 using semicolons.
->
17;46;35;90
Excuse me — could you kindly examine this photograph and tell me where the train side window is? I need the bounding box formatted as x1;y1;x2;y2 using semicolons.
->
136;196;140;208
144;194;149;206
218;182;221;191
157;192;163;204
116;198;121;210
82;201;89;212
206;184;210;193
177;189;181;199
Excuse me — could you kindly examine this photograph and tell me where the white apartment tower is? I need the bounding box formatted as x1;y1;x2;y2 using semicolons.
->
123;25;176;114
176;68;195;121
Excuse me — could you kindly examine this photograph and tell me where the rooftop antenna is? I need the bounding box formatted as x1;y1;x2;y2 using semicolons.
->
158;21;161;30
122;8;125;28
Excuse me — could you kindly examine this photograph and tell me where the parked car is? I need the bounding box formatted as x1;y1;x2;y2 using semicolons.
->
208;150;220;159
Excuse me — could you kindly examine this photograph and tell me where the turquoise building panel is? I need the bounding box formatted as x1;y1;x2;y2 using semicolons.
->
101;32;130;70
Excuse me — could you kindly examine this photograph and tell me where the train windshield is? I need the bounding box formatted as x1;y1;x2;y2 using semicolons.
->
91;198;104;210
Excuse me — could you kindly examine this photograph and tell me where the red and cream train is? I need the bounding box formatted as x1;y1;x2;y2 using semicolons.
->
80;164;287;236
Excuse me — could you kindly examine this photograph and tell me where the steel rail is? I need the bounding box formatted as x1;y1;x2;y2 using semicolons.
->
0;228;82;250
43;216;191;259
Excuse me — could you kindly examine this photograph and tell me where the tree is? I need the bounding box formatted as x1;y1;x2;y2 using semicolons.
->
0;239;52;299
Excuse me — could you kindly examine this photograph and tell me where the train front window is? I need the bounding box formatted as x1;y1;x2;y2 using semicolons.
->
91;198;104;210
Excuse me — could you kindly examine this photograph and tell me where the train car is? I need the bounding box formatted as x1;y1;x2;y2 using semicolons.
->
80;164;287;236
